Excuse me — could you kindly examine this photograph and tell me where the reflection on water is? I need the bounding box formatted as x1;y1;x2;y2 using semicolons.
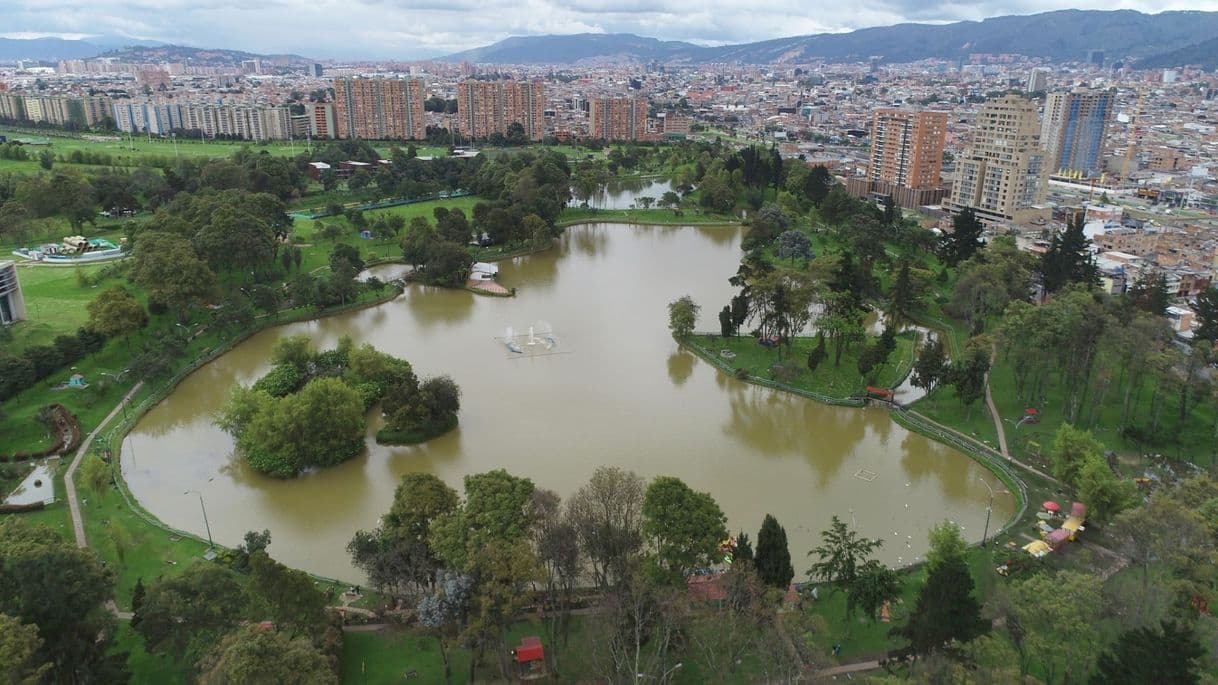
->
585;178;676;210
125;223;1014;582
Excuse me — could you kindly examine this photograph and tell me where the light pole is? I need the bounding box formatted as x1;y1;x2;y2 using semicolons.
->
978;476;1011;546
184;489;214;550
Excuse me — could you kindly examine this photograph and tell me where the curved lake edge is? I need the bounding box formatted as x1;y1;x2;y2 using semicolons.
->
679;334;1028;544
100;220;1024;585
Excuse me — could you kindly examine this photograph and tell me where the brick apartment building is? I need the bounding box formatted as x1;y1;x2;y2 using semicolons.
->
456;80;545;141
333;77;425;140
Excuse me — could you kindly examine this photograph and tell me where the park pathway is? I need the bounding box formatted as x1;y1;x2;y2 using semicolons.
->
986;341;1011;459
64;381;144;549
812;660;882;679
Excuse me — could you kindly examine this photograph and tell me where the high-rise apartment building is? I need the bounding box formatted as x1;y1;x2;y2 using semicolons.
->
307;102;336;139
868;109;947;190
456;80;545;141
588;96;648;141
1025;68;1050;94
1040;88;1114;177
847;109;948;209
949;95;1048;224
333;77;426;140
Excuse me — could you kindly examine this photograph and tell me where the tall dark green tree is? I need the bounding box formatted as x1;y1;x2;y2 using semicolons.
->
1040;212;1098;293
733;532;753;564
1091;620;1203;685
808;515;884;621
889;260;917;328
882;195;898;227
1128;271;1172;316
754;514;794;588
1195;286;1218;343
940;208;984;267
896;536;986;655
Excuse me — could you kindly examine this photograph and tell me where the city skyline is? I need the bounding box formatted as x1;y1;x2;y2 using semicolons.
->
5;2;1218;60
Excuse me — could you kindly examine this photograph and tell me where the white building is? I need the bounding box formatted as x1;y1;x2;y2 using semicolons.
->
0;261;27;324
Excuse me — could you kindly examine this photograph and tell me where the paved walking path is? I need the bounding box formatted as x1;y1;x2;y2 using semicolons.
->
64;382;143;549
986;341;1011;459
813;660;882;678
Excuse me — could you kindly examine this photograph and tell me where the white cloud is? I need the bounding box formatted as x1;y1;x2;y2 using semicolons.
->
3;0;1218;58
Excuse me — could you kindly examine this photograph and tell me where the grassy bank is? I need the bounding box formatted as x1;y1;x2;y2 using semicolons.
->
686;331;916;401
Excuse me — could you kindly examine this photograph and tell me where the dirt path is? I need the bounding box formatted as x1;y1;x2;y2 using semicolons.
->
64;382;143;549
986;341;1011;458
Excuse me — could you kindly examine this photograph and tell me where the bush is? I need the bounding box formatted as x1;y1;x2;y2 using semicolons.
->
251;363;304;398
375;414;458;445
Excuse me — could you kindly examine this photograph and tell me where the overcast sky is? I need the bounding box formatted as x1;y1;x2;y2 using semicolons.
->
3;1;1217;59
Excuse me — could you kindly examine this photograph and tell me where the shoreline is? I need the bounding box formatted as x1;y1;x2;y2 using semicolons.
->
68;219;1021;590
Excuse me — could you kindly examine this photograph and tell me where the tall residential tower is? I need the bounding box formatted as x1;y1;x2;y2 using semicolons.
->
456;80;545;141
1040;88;1115;177
949;95;1048;224
333;77;426;140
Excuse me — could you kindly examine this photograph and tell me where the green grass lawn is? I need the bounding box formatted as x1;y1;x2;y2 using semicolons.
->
5;261;128;353
689;331;916;399
342;629;473;684
112;619;190;684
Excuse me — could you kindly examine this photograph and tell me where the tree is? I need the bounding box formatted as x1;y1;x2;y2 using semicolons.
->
849;560;901;625
588;569;686;684
416;570;474;683
667;295;699;338
718;305;734;337
129;232;216;317
217;377;366;478
1049;423;1105;485
641;476;728;581
0;519;122;682
1077;457;1137;524
882;195;898;227
86;285;147;346
775;230;812;264
807;515;883;619
0;613;50;685
687;565;796;680
994;571;1101;683
806;332;827;372
940;207;984;266
749;271;818;358
1128;271;1172;316
249;552;328;640
1196;286;1218;343
38;149;53;170
949;336;991;419
1040;211;1098;293
755;514;794;588
1091;620;1203;685
889;260;917;328
567;466;646;590
136;564;249;662
912;335;946;396
899;528;986;656
734;531;754;564
430;469;536;571
198;625;336;685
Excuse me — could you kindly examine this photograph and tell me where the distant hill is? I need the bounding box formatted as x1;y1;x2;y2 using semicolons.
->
1138;37;1218;71
0;37;110;61
441;33;703;65
98;45;310;66
439;9;1218;65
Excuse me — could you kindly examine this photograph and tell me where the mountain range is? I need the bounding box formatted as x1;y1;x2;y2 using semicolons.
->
0;36;163;61
440;9;1218;66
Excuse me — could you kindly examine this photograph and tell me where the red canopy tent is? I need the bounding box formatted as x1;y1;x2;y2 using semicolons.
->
515;636;544;664
1043;501;1061;513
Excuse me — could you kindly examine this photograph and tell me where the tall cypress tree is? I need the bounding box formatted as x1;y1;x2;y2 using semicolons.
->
897;538;986;655
1195;286;1218;343
1041;212;1098;293
734;531;754;564
755;514;794;588
940;208;984;266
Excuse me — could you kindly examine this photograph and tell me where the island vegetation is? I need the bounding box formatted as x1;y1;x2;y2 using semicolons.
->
215;335;461;476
